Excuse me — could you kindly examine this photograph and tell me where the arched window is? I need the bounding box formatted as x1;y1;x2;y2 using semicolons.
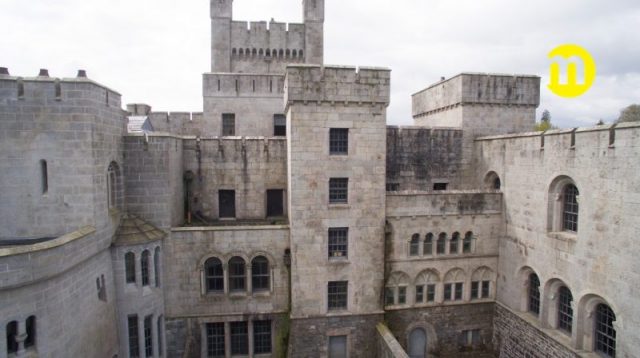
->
205;257;224;293
6;321;18;354
299;49;304;58
471;267;494;300
141;250;150;286
258;48;264;56
436;233;446;254
285;49;291;57
251;256;270;292
562;184;579;232
239;48;244;56
25;316;36;348
415;269;439;304
484;171;501;190
272;49;278;58
450;232;460;254
266;49;271;57
409;234;420;256
443;268;465;301
528;273;541;315
385;272;410;306
423;233;433;256
125;252;136;284
232;48;237;56
107;161;121;209
279;49;284;57
40;159;48;194
594;304;616;357
154;247;161;287
292;49;298;58
229;257;246;292
463;231;473;254
252;48;257;56
408;328;426;358
558;286;574;333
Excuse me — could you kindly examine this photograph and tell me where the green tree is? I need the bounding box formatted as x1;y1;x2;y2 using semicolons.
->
534;109;555;131
617;104;640;123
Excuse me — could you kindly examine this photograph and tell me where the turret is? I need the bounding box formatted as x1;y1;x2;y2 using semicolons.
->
211;0;233;72
303;0;324;64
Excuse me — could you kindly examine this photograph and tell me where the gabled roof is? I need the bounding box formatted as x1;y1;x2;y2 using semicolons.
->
114;214;166;246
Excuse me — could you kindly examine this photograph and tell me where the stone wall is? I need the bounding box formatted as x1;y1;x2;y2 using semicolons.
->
386;126;463;191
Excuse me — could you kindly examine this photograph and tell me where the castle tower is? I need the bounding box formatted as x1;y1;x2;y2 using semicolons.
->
303;0;324;64
211;0;233;72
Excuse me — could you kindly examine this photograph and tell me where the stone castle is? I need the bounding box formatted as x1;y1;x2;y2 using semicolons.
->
0;1;638;357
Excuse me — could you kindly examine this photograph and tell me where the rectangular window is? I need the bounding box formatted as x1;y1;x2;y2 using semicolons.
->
40;160;48;194
273;114;286;136
415;285;424;303
460;329;481;347
266;189;284;217
385;287;395;306
328;281;348;310
398;286;407;304
329;128;348;155
222;113;235;136
253;320;272;354
471;281;479;299
157;317;163;357
328;228;348;259
144;316;153;357
444;283;452;301
454;282;463;300
218;190;236;218
328;335;347;358
481;281;490;298
329;178;348;204
128;315;139;358
206;323;225;358
426;284;436;302
386;183;399;191
445;283;463;301
433;182;448;191
230;321;248;355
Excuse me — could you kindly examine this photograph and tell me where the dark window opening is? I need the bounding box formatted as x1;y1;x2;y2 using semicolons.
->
329;178;348;204
328;227;348;258
426;284;436;302
328;281;348;310
128;315;139;358
558;286;574;333
157;316;163;357
595;304;616;357
207;322;225;357
154;248;161;287
562;184;579;232
222;113;235;136
436;233;446;254
386;183;400;191
144;316;153;357
493;177;501;190
141;250;150;286
230;321;248;355
6;321;18;354
450;232;460;254
463;232;473;253
409;234;420;256
329;128;349;155
266;189;284;217
528;273;541;315
251;256;270;292
219;190;236;218
229;257;246;292
40;160;48;194
398;286;407;304
125;252;136;284
415;285;424;303
205;257;224;293
274;114;286;136
433;182;448;191
385;287;395;306
472;281;490;299
253;320;272;354
424;233;433;255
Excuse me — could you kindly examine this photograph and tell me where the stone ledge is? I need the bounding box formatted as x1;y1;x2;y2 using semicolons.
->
0;226;96;257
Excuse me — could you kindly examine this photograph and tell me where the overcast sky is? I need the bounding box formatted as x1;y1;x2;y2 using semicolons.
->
2;0;639;127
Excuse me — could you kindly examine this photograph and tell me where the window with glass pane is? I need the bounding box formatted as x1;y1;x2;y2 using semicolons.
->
450;232;460;254
385;287;395;306
436;233;446;254
205;258;224;292
125;252;136;284
329;128;348;155
463;232;473;253
253;320;272;354
454;282;463;300
328;281;348;310
230;322;248;355
528;273;541;315
141;250;150;286
229;257;246;292
426;284;436;302
444;283;452;301
273;114;286;136
409;234;420;256
329;178;348;204
144;316;153;357
471;281;480;299
558;286;573;333
415;285;424;303
328;228;348;258
562;184;579;232
251;256;270;292
398;287;407;304
128;315;139;358
481;281;490;298
328;335;347;358
222;113;235;136
206;323;225;358
594;304;616;357
424;233;433;255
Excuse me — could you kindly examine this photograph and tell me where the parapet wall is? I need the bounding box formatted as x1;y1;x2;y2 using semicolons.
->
230;21;305;56
203;73;285;97
412;73;540;118
284;65;391;107
386;191;502;217
146;112;205;136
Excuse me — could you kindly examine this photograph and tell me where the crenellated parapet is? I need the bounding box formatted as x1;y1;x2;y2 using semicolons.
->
284;65;391;110
203;73;285;97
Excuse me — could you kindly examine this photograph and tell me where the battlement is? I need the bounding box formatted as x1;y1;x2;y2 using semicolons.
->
412;73;540;118
0;68;121;107
203;73;285;97
147;111;205;136
230;21;306;61
284;65;391;108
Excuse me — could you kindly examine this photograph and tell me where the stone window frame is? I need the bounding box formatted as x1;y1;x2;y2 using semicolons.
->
449;231;460;254
385;272;410;308
141;250;151;286
251;256;270;293
414;269;440;305
201;319;276;357
107;161;123;211
204;257;225;294
143;315;153;357
228;256;247;293
328;177;349;204
443;268;466;302
200;252;275;297
408;233;420;257
125;251;136;284
327;281;349;311
128;315;139;358
326;328;353;358
328;227;349;260
436;232;447;255
484;170;501;190
273;114;286;136
542;279;575;337
329;128;349;155
222;113;235;136
557;286;574;334
575;294;619;356
470;266;495;301
423;233;434;256
547;175;580;236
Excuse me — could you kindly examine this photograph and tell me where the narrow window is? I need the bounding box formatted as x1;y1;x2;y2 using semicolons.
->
450;232;460;254
444;283;452;301
128;315;140;358
398;286;407;304
424;233;433;255
328;281;348;310
329;128;349;155
206;322;225;358
609;125;616;146
205;258;224;293
40;159;48;194
17;79;24;99
426;284;436;302
125;252;136;284
144;316;153;357
385;287;395;306
328;335;347;358
557;286;574;333
266;189;284;217
454;282;463;300
251;256;270;292
481;280;490;298
6;321;18;354
54;79;62;100
328;227;348;259
386;183;399;191
329;178;348;204
230;321;248;355
562;184;579;232
595;304;616;357
463;232;473;253
436;233;446;254
471;281;479;299
445;282;463;301
570;129;576;147
252;79;256;92
141;250;150;286
415;285;424;303
157;316;163;357
528;273;541;315
460;330;481;348
217;79;221;91
299;49;304;58
218;190;236;218
493;177;501;190
107;162;118;208
253;320;272;354
433;182;448;191
270;79;273;93
154;247;161;287
222;113;235;136
273;114;286;136
229;257;246;292
409;234;420;256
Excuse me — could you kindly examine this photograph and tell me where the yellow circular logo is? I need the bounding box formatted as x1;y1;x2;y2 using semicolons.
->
548;44;596;98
